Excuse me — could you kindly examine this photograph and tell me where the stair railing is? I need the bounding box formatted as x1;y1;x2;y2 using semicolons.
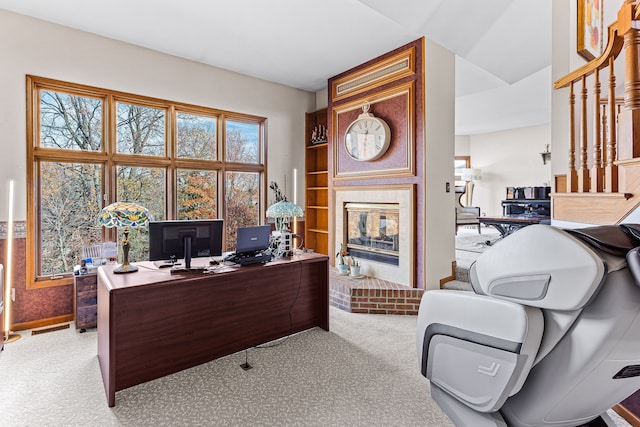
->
554;0;640;194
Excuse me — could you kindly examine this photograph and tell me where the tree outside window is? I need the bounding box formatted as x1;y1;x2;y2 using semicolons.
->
27;76;266;287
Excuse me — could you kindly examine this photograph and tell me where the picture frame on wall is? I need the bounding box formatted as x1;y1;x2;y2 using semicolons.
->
577;0;604;61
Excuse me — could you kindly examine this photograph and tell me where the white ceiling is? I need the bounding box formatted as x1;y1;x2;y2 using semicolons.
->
0;0;552;135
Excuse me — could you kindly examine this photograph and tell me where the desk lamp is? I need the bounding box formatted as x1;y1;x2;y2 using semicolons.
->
266;200;304;256
99;201;153;274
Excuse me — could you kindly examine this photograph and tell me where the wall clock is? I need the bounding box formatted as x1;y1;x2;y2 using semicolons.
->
344;101;391;161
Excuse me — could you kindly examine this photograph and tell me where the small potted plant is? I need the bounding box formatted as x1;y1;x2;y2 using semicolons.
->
336;243;349;274
350;257;361;277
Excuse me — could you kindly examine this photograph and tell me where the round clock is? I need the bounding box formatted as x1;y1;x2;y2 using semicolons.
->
344;102;391;162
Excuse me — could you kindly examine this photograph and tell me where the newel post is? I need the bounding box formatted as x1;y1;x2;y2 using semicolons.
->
617;1;640;161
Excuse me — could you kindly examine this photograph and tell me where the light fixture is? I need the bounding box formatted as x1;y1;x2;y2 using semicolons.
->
541;144;551;165
98;201;153;274
4;179;21;344
460;168;482;207
266;200;304;256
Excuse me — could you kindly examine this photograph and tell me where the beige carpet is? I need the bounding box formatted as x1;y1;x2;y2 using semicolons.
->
0;307;452;427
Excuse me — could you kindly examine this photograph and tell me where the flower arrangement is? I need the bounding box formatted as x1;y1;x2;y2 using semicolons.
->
269;181;286;203
336;243;348;265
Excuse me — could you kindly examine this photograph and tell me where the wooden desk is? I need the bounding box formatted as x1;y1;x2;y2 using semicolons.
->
97;253;329;407
480;216;550;238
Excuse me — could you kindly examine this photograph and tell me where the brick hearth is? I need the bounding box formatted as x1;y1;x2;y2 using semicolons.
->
329;269;423;315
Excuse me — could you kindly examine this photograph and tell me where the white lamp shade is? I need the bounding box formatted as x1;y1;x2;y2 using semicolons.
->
460;168;482;181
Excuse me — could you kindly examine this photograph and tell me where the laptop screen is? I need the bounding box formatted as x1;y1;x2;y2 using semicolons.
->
235;225;271;254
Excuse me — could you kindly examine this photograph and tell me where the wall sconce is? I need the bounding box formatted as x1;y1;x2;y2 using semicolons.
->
541;144;551;165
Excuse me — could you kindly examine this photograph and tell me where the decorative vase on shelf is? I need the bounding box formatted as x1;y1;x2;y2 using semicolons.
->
337;264;349;275
350;265;361;277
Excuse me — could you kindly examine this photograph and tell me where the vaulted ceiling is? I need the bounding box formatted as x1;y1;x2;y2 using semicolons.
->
0;0;552;135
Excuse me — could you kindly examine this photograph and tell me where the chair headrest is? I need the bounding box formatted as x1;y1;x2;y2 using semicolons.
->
565;225;638;257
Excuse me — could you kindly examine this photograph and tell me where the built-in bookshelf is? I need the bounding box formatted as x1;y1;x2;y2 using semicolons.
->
304;108;328;255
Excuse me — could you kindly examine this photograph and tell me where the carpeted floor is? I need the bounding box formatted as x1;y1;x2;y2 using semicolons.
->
0;307;453;427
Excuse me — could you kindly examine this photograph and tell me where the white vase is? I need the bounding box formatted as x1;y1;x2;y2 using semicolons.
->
350;265;361;277
337;264;349;274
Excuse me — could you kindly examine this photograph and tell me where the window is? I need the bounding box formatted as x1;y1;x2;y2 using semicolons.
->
27;76;266;288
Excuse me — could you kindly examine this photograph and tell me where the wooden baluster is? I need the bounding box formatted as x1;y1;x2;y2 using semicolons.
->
567;81;578;192
605;57;618;192
601;103;608;171
591;68;603;192
578;76;590;192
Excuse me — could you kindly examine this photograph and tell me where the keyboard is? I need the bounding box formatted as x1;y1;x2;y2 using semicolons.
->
224;250;272;265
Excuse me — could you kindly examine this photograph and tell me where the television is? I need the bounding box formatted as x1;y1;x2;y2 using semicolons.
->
148;219;224;269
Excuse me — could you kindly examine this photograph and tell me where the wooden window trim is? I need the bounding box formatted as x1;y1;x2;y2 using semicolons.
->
26;75;267;289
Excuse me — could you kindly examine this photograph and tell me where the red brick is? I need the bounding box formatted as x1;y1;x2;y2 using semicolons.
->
360;303;378;309
369;297;387;303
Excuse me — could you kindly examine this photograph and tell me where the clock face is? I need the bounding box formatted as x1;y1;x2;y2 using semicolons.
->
344;116;391;161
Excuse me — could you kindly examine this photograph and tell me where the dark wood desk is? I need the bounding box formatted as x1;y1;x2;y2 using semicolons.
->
97;253;329;407
480;215;550;238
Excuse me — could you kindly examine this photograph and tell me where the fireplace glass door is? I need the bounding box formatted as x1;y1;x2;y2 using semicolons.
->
345;203;399;265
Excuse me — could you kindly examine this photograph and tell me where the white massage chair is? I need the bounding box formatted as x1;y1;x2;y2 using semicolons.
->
417;224;640;427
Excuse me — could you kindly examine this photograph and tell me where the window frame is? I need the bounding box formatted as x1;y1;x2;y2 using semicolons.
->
26;76;267;289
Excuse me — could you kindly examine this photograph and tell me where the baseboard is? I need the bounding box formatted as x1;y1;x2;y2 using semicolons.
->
12;314;74;331
439;261;457;289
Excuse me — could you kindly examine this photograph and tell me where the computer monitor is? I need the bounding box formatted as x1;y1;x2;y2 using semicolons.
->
148;219;223;269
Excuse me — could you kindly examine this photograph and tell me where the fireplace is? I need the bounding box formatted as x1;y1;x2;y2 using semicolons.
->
334;185;414;287
345;203;399;266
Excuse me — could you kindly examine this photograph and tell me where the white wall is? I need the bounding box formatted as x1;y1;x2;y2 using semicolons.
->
0;9;316;221
424;38;456;290
469;124;553;217
455;135;471;157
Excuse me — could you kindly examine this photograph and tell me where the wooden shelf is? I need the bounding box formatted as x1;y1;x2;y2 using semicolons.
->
305;108;329;255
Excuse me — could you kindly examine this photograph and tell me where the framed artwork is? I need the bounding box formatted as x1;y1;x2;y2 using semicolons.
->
577;0;604;61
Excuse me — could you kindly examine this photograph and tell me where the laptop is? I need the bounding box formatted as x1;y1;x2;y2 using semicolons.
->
235;225;271;255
